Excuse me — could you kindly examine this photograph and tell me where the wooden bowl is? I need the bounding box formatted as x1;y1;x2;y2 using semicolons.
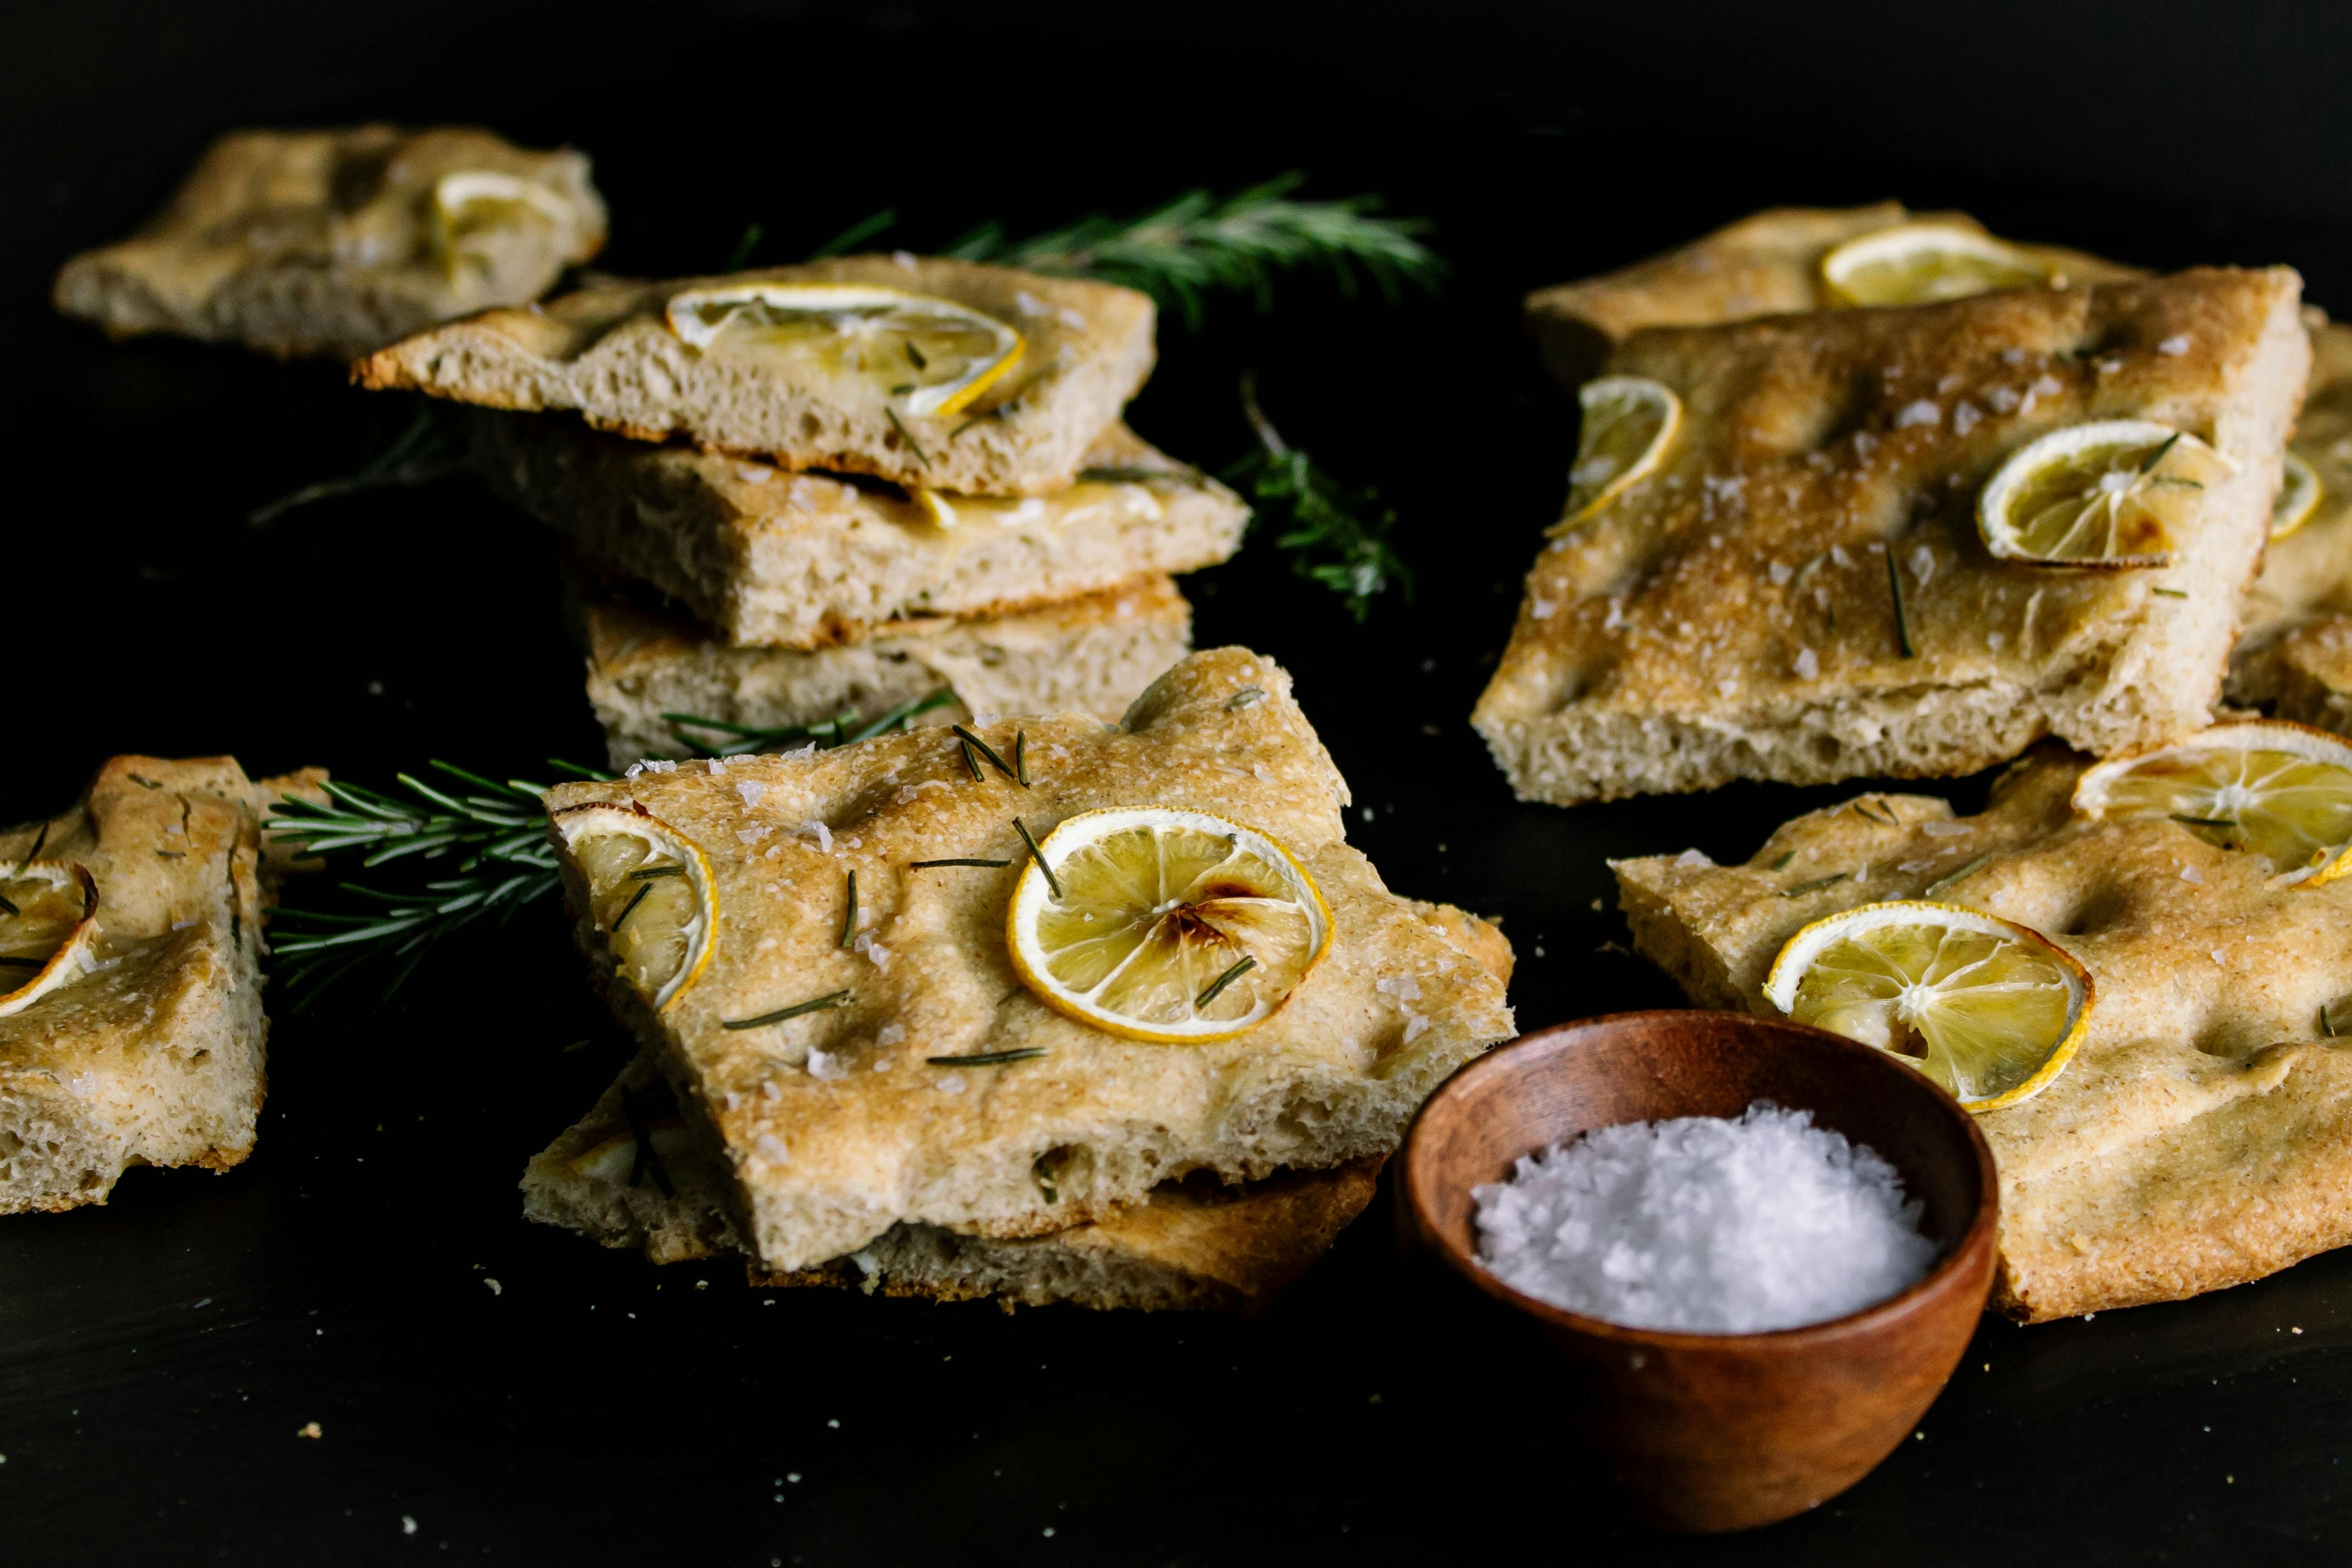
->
1400;1010;1997;1533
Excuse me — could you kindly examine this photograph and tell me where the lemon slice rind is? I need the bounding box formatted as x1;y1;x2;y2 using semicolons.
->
2072;718;2352;888
552;803;720;1010
1978;420;2229;570
1820;223;2052;308
1005;807;1334;1045
1764;898;2092;1112
433;171;576;230
662;282;1024;419
0;861;100;1020
1547;375;1681;537
2274;451;2323;541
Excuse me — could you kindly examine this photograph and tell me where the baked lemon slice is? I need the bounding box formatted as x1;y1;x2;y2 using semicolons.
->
665;282;1023;418
2274;451;2323;540
431;171;576;262
1764;900;2092;1110
553;804;718;1009
1547;375;1680;536
2073;720;2352;886
1820;223;2051;307
0;860;100;1020
1978;420;2230;569
1006;807;1333;1044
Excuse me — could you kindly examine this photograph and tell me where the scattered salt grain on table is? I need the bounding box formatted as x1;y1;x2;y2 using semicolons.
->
1472;1101;1937;1332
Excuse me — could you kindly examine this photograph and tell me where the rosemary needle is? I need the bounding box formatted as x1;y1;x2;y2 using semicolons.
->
1014;731;1030;787
1226;687;1266;711
1195;954;1257;1008
839;869;859;949
723;990;852;1030
910;858;1012;869
1768;849;1797;872
2152;587;2189;599
628;865;684;881
884;406;929;467
2170;814;2239;829
0;892;16;917
1779;872;1851;898
957;737;985;783
1922;853;1993;899
1886;546;1915;658
950;725;1020;783
1013;818;1061;899
612;881;653;932
926;1048;1048;1068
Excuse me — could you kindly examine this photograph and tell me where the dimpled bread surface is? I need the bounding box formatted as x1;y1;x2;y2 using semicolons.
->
543;647;1516;1275
1476;268;2310;804
1614;747;2352;1321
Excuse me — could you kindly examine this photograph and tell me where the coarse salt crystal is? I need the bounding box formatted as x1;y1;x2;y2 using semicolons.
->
755;1134;789;1163
1921;821;1972;837
1894;399;1940;428
1674;848;1714;868
892;251;917;270
1952;402;1981;435
1472;1102;1936;1332
937;1073;967;1095
1793;647;1819;680
1057;307;1086;331
737;780;766;808
737;465;772;484
1015;291;1052;318
878;1024;905;1046
1529;597;1558;620
2158;334;2191;356
706;758;725;776
799;820;834;853
2180;864;2204;884
1768;560;1794;586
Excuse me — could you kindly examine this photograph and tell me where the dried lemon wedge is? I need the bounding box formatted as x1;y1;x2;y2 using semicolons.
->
665;282;1023;418
0;860;100;1020
431;171;577;265
553;804;718;1008
2274;451;2322;540
1978;420;2230;569
1006;807;1332;1044
2073;720;2352;886
1820;223;2051;307
1765;900;2092;1110
1547;375;1680;536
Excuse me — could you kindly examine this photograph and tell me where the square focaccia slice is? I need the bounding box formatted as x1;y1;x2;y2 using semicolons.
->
521;1049;1387;1312
52;126;605;361
1474;268;2309;804
360;255;1156;496
578;574;1193;770
541;647;1516;1275
1613;743;2352;1322
2231;322;2352;700
489;412;1245;649
1;756;323;1212
1524;203;2146;384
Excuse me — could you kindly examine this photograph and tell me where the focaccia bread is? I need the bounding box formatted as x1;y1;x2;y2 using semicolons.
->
522;1051;1383;1311
1524;203;2145;384
486;413;1244;649
2233;322;2352;673
1475;268;2309;804
578;575;1193;769
542;647;1517;1274
1614;747;2352;1322
358;256;1156;496
53;126;605;361
1;756;324;1212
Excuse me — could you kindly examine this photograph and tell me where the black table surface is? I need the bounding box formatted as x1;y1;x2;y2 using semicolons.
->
9;3;2352;1562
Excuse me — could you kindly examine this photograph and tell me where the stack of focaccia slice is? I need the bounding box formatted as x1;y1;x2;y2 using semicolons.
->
1502;205;2352;1319
520;648;1516;1309
359;255;1250;769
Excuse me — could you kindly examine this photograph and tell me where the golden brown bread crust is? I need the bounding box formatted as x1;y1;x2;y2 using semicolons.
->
1476;268;2309;803
1614;746;2352;1321
358;255;1156;496
52;126;605;361
545;647;1517;1274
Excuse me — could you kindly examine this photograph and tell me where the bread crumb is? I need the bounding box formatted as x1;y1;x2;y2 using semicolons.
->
484;1278;502;1295
296;1422;322;1440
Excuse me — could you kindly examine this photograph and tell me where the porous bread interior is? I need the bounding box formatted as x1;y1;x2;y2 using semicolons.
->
51;125;605;361
2227;614;2352;737
1476;268;2310;804
359;255;1156;496
481;415;1245;649
519;1050;1384;1311
1613;746;2352;1321
575;573;1194;769
545;647;1517;1273
2231;319;2352;667
0;758;325;1212
1523;203;2147;385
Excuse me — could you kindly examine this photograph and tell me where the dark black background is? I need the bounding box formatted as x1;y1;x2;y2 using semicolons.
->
7;2;2352;1562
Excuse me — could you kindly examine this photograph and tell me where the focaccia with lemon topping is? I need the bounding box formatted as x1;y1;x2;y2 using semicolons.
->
521;1050;1385;1310
0;756;325;1213
53;126;606;361
2230;324;2352;726
577;575;1193;769
1614;744;2352;1320
358;256;1156;496
1525;204;2146;384
541;646;1515;1274
489;413;1243;649
1475;268;2309;804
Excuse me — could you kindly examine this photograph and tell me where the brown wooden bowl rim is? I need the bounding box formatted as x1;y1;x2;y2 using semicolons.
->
1402;1008;2000;1352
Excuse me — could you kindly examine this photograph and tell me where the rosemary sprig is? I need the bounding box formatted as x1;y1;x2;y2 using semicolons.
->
248;400;472;526
943;172;1441;330
951;725;1021;785
723;989;852;1031
662;688;957;758
1224;374;1412;622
